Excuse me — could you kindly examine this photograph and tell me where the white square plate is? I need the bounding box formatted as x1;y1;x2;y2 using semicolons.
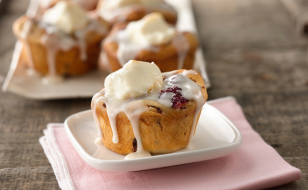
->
2;0;210;100
64;104;242;172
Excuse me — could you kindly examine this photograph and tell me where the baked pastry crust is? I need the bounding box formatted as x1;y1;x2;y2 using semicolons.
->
97;0;177;25
13;15;109;76
92;69;208;155
103;23;199;72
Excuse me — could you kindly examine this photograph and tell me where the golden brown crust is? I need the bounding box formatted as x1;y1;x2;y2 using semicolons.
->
97;0;177;25
13;15;109;76
103;23;199;72
92;69;208;155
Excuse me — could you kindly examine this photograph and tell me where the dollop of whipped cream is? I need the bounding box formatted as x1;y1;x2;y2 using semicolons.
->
102;0;159;9
42;1;88;33
125;13;176;46
105;60;163;100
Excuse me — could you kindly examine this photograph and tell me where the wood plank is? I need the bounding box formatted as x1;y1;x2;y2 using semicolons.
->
0;167;60;190
0;133;50;168
192;0;308;48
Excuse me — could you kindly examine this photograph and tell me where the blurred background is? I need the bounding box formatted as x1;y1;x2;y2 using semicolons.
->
0;0;308;189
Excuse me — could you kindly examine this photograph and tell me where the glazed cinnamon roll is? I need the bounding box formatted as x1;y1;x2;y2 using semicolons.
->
13;1;110;84
102;13;198;73
92;60;207;159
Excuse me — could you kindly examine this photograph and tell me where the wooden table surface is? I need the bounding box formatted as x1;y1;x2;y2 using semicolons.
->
0;0;308;189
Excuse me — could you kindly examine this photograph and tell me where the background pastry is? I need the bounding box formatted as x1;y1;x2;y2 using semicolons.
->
97;0;177;25
13;1;110;84
33;0;99;18
102;13;198;72
92;60;208;159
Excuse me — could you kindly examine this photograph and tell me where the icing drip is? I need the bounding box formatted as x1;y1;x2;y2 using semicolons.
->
93;92;151;159
166;70;205;147
123;101;151;160
75;19;108;61
92;90;106;139
20;20;42;77
75;30;87;61
92;70;205;159
95;138;104;145
26;68;41;77
20;21;35;70
26;0;40;19
172;34;190;70
41;74;64;84
105;30;158;66
40;24;76;84
40;19;107;69
98;51;111;72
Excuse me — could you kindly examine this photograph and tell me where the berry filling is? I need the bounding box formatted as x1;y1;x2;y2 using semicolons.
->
159;86;187;108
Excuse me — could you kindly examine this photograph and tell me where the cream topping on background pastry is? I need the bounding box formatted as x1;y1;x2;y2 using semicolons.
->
42;1;88;33
104;12;181;67
105;60;163;100
126;13;176;46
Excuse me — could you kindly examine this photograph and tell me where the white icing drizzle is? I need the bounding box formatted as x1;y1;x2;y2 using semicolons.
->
75;30;87;61
26;68;41;77
75;19;108;61
92;90;106;139
122;100;150;160
98;2;176;23
105;30;158;66
95;138;104;145
172;34;190;70
41;74;64;84
179;70;204;147
105;30;189;69
40;27;74;74
40;24;75;83
20;20;43;78
20;17;107;84
98;51;112;72
26;0;40;19
92;70;205;159
20;20;35;70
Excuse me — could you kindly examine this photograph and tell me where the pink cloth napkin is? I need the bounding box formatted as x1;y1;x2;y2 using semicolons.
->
39;97;301;190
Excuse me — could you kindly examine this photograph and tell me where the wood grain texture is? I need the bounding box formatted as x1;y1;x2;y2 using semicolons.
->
0;0;307;189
